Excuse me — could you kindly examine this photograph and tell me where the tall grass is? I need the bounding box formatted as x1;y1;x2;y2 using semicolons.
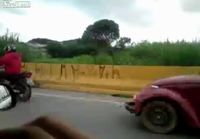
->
0;30;19;55
0;30;43;62
95;53;113;65
129;41;200;66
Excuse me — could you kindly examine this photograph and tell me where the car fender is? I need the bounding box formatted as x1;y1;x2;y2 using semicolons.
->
136;87;200;128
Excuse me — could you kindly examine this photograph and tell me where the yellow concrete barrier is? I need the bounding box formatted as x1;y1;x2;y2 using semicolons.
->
23;63;200;96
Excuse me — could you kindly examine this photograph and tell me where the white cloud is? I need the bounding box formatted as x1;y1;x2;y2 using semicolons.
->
120;0;200;42
50;0;154;27
0;1;94;42
181;0;200;12
0;0;200;42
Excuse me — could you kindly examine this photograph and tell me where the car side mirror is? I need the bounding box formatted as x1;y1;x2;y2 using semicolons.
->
0;85;16;111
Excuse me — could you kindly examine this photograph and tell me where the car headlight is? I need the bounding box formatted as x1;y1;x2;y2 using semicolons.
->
151;85;159;89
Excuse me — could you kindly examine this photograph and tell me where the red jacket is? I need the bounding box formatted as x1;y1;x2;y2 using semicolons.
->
0;52;22;74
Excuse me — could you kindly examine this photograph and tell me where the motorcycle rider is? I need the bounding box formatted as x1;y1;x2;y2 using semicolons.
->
0;44;22;77
0;45;32;102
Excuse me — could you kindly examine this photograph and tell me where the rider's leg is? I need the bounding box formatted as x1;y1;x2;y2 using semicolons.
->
0;67;5;78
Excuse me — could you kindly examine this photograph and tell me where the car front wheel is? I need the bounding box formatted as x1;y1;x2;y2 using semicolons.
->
141;101;178;134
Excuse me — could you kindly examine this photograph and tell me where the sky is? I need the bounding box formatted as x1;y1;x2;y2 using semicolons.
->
0;0;200;42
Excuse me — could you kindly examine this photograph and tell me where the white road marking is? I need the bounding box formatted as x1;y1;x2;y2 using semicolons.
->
33;93;124;107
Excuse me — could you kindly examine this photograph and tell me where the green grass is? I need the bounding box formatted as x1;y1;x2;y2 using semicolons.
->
33;55;96;64
1;32;200;66
128;41;200;66
32;42;200;66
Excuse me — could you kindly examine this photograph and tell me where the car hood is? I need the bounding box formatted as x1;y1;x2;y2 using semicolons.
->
153;75;200;86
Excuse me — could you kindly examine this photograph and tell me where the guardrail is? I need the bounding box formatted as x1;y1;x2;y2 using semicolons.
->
22;63;200;96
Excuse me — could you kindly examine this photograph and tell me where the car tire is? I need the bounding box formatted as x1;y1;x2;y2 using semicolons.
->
141;101;178;134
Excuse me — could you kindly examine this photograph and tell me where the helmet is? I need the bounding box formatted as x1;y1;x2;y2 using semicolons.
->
4;44;16;52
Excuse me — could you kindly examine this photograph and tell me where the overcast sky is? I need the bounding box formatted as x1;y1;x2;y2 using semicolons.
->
0;0;200;42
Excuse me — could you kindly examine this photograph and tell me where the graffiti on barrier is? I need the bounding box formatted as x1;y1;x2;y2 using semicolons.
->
99;65;120;79
60;64;67;79
35;64;40;74
112;67;120;79
99;65;106;79
71;65;79;79
34;64;121;80
60;64;80;80
60;64;120;80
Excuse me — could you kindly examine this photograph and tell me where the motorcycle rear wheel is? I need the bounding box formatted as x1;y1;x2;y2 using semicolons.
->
19;85;32;102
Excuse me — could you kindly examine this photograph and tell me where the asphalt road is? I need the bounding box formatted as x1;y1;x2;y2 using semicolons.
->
0;88;199;139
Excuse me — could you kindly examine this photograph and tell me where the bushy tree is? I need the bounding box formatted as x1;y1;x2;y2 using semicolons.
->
115;37;131;49
82;19;120;45
46;42;99;58
46;42;63;58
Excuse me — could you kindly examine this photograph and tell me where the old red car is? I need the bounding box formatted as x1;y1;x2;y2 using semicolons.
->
125;75;200;134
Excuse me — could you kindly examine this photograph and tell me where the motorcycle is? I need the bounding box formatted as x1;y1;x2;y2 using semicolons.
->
0;71;33;102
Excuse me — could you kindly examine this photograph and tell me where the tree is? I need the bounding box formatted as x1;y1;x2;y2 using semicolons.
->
46;42;63;58
115;37;131;49
82;19;120;45
46;42;99;58
28;38;58;45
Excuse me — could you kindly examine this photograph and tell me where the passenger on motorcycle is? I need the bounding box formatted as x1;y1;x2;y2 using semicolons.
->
0;44;22;76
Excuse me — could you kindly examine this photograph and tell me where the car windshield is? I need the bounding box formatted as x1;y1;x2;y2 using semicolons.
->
0;0;199;139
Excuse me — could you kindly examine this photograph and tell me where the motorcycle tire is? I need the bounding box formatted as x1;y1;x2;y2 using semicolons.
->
19;85;32;102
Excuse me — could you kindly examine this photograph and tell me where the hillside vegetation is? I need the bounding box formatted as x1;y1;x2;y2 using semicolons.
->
1;19;200;66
